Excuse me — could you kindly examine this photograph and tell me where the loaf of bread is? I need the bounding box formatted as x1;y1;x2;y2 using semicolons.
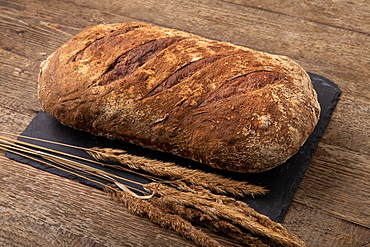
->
38;22;320;173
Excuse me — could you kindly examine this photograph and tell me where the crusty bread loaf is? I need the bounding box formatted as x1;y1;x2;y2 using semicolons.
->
38;22;320;173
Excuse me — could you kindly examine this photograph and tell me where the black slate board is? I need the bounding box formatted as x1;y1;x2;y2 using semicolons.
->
6;72;341;222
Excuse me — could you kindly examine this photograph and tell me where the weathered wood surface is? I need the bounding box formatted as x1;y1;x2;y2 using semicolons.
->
0;0;369;246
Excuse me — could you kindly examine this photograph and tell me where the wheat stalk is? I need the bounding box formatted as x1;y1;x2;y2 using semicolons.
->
88;147;267;197
174;182;300;244
206;220;269;247
1;132;306;247
104;184;222;247
0;133;159;182
0;136;149;196
149;194;268;247
145;183;306;247
1;133;266;197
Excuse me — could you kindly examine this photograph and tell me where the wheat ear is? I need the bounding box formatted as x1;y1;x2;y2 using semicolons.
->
104;184;222;247
148;181;270;246
145;183;306;247
175;182;300;244
150;196;269;247
88;147;267;197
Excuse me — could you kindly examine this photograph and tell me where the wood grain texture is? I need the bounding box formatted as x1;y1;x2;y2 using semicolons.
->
1;0;370;246
67;0;370;100
283;202;370;247
0;156;196;247
222;0;370;34
294;143;370;226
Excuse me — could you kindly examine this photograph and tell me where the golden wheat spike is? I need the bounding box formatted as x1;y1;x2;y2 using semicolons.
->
145;183;306;247
88;147;267;197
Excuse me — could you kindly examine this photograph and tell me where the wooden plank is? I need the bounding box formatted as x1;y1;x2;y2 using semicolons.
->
2;0;369;101
0;107;35;134
320;94;370;156
0;4;74;58
0;48;39;134
0;50;39;109
0;0;118;60
64;0;370;101
222;0;370;34
2;155;238;247
294;142;370;228
283;202;370;246
0;155;247;247
1;0;370;246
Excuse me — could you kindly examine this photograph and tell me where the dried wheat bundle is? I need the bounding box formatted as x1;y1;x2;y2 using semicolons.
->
88;147;267;197
104;184;223;247
1;133;306;247
168;181;300;244
144;182;306;247
147;187;268;247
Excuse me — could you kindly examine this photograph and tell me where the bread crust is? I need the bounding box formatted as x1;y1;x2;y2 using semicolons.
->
38;22;320;173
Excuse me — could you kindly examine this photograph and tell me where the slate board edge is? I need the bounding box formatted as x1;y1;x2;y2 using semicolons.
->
273;72;342;221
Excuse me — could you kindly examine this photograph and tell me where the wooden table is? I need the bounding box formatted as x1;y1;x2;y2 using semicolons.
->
1;1;369;246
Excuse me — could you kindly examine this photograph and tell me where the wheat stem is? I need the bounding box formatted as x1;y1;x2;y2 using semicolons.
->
150;195;268;247
0;134;160;182
0;135;159;181
0;140;148;195
88;147;267;197
104;184;222;247
1;145;108;188
145;183;306;247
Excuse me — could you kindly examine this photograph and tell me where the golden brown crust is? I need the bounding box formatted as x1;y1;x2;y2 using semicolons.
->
38;22;320;173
